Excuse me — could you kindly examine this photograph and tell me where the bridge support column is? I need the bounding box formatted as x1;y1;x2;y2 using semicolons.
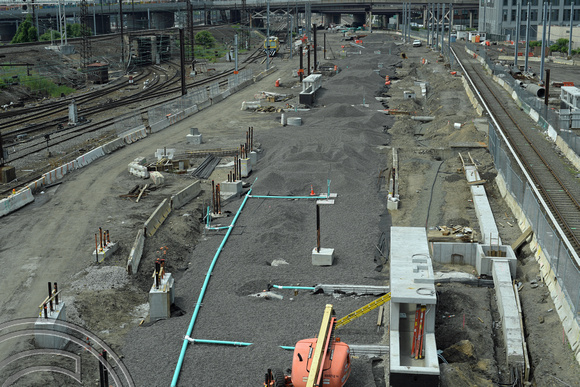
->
469;11;473;29
366;10;373;32
0;22;17;42
127;12;149;30
322;13;341;27
150;12;174;29
230;10;241;23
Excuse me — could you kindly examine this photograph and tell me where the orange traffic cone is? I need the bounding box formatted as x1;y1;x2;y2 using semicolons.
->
310;185;315;196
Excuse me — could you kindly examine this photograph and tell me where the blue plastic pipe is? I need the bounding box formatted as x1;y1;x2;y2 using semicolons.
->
187;338;252;347
171;183;255;387
280;346;295;350
272;285;316;290
248;195;328;199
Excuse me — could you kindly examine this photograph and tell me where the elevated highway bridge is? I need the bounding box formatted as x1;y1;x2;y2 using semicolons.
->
0;0;478;41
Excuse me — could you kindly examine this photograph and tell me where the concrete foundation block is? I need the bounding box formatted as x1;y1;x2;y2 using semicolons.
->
240;158;252;177
35;302;68;349
149;273;175;320
387;199;399;210
221;180;242;197
249;151;258;166
312;247;334;266
186;134;203;145
93;242;119;263
150;171;165;186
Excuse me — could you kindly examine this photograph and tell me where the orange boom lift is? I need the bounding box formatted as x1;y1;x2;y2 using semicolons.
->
265;304;351;387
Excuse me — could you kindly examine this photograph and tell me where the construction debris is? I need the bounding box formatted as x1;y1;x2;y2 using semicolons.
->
428;225;477;243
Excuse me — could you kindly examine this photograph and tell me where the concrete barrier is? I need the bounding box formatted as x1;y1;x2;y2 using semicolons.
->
0;187;34;218
150;119;170;133
127;229;145;275
42;161;76;185
102;138;125;153
529;109;540;123
27;177;46;193
171;180;201;209
121;126;147;144
221;90;231;99
76;147;105;168
128;162;149;179
168;111;185;125
556;135;580;171
211;94;224;104
144;198;172;237
184;105;199;117
197;99;211;111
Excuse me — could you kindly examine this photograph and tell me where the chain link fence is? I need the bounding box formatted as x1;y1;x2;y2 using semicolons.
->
489;122;580;321
147;68;253;123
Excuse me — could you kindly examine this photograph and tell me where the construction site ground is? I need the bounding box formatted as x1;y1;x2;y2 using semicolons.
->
0;30;579;386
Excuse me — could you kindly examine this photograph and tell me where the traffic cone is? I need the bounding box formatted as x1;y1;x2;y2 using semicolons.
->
310;185;315;196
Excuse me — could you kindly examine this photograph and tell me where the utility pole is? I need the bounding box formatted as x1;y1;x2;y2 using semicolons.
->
568;3;574;58
514;0;521;69
266;0;270;70
540;1;547;81
119;0;124;71
179;29;186;96
524;2;531;72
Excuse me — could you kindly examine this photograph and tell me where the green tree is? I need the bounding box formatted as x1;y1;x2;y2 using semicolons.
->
39;30;61;42
549;38;569;53
11;15;37;43
195;30;215;49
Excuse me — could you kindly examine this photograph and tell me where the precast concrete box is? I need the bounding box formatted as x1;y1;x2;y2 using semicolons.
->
35;302;68;350
221;180;242;197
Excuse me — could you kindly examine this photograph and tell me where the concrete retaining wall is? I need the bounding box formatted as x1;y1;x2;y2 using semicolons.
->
171;180;201;209
496;173;580;365
556;135;580;171
431;242;478;266
144;198;172;237
471;185;501;245
461;75;484;116
127;229;145;275
492;259;525;368
184;105;199;116
0;187;34;218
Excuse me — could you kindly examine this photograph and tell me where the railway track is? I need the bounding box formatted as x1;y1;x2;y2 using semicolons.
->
451;44;580;262
0;45;266;196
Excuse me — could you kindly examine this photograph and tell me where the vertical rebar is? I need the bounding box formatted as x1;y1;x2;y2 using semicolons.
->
307;45;311;75
48;282;53;312
43;303;47;318
299;45;304;82
99;227;103;250
54;282;59;304
316;204;321;253
95;234;98;253
313;24;317;71
155;260;160;289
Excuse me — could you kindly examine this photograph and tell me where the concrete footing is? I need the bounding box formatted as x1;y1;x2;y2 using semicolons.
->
35;302;68;349
186;134;202;144
93;241;119;263
240;158;251;177
312;247;334;266
221;180;242;197
249;151;258;166
149;273;175;320
431;242;516;277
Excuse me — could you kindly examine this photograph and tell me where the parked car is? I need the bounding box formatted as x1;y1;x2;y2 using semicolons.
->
413;39;422;47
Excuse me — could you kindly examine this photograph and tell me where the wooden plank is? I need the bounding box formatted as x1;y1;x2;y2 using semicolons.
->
510;226;533;251
467;179;486;185
136;184;148;203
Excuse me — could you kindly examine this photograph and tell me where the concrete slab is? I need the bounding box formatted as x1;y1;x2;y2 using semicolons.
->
312;247;334;266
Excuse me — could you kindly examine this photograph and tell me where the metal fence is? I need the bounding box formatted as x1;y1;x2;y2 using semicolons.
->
147;68;253;123
489;123;580;321
466;41;580;156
